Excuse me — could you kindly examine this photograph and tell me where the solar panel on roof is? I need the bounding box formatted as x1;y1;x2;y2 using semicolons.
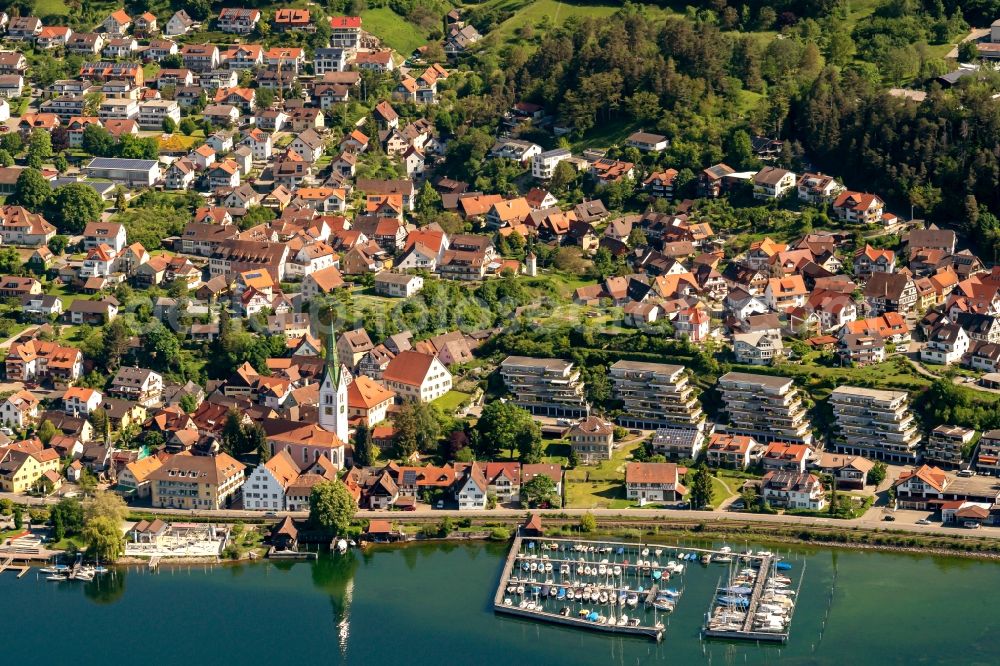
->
86;157;159;170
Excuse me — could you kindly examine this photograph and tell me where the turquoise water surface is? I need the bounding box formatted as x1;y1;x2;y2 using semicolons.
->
3;540;997;665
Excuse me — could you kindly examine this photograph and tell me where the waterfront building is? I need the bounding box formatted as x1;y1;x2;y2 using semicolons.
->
609;360;705;431
924;425;976;469
829;386;922;464
624;462;686;503
568;416;614;463
148;452;246;509
499;356;589;418
716;372;813;446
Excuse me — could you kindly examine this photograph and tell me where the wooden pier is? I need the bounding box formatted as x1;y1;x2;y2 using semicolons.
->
0;556;32;579
493;535;745;642
740;555;773;633
493;535;804;644
493;536;664;641
702;555;796;644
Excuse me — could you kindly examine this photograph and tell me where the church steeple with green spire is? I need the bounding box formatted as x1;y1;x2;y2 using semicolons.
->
325;322;340;386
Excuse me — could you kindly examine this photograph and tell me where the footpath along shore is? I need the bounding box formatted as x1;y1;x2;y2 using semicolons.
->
5;490;1000;542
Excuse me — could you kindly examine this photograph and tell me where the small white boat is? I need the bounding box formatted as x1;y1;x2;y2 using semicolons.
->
566;590;575;600
47;575;67;581
598;564;607;575
641;548;650;557
626;593;638;608
336;539;348;554
618;614;628;626
613;565;622;576
516;585;524;595
544;563;553;573
503;598;512;606
599;591;608;604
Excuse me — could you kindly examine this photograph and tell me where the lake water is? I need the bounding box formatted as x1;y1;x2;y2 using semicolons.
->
4;539;998;665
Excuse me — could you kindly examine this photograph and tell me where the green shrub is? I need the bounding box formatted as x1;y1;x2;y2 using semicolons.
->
489;527;511;541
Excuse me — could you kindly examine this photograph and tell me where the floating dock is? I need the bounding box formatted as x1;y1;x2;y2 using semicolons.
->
493;536;665;640
494;536;801;644
702;554;802;643
492;536;760;642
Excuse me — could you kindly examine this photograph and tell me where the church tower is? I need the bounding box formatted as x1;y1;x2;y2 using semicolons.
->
319;326;349;443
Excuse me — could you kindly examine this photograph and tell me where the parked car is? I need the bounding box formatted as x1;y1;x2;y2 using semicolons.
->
915;519;931;525
883;514;896;521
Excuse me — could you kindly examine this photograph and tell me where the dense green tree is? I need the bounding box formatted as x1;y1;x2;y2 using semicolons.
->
46;183;105;234
474;401;540;461
10;169;51;210
36;420;57;446
690;464;714;509
353;423;376;467
27;128;52;161
239;206;276;230
50;497;84;541
82;124;116;156
868;461;888;486
309;480;356;534
143;322;181;371
82;516;125;562
84;491;128;525
521;474;559;508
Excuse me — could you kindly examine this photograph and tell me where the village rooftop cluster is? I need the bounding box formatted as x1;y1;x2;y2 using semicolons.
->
0;4;998;534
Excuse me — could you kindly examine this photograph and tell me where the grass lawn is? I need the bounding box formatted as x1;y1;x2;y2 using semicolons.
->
361;8;431;56
432;389;472;413
524;271;593;300
34;0;69;16
542;440;571;466
564;440;641;508
56;324;83;345
488;0;639;43
45;282;81;309
710;475;735;507
48;535;86;551
570;117;640;152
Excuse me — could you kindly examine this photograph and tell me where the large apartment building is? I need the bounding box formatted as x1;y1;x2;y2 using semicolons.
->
499;356;589;418
924;425;975;469
148;452;246;510
976;430;1000;475
716;372;813;446
609;360;705;432
829;386;922;464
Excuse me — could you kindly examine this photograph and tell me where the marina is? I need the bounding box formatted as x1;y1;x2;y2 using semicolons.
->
493;536;801;643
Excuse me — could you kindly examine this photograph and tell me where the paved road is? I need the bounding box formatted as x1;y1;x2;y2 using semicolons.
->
5;491;999;540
